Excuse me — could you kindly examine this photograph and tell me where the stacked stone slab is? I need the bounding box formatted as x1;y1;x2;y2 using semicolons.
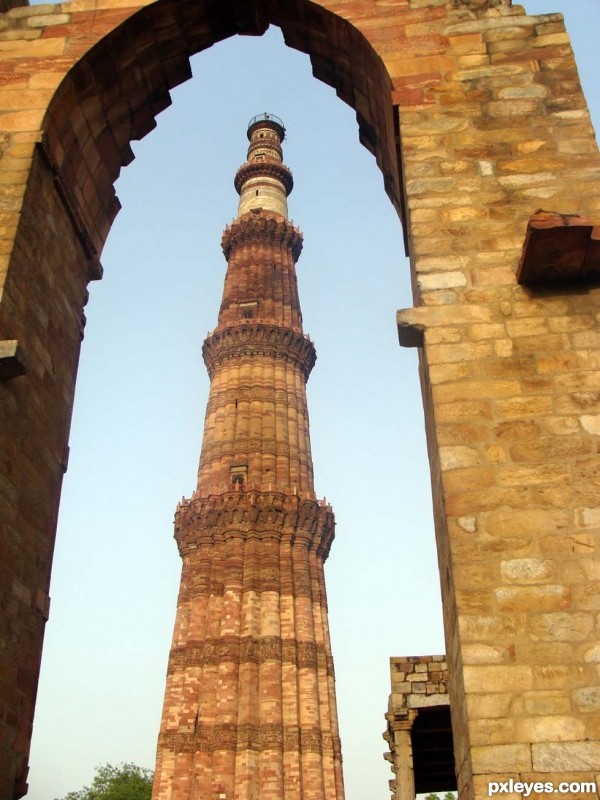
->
384;655;450;800
1;1;600;798
151;115;344;800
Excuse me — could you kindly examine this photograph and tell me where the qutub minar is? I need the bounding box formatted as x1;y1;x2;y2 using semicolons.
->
152;114;345;800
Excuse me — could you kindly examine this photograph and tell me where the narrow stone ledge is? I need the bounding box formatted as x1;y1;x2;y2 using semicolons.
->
397;304;492;348
517;210;600;286
0;338;25;378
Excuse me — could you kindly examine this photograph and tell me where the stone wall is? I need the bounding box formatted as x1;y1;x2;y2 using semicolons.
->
0;147;90;798
384;655;451;800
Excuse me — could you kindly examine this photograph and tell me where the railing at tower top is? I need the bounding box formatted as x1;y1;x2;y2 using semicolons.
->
247;112;285;130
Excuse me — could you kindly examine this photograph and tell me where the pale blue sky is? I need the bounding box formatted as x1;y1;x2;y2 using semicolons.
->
25;2;599;799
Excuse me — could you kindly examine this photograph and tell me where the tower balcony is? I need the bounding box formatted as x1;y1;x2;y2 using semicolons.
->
247;112;285;141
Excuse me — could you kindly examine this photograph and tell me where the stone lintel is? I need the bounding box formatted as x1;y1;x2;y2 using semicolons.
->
517;210;600;286
0;339;25;379
384;655;455;799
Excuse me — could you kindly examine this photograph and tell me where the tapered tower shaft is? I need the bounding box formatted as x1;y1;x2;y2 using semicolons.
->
152;115;345;800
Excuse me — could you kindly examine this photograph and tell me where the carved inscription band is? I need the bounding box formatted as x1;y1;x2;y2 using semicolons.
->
167;636;335;676
158;725;342;757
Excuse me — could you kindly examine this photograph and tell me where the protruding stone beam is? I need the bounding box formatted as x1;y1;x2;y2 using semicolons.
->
0;340;25;379
396;309;425;348
517;210;600;286
396;303;493;349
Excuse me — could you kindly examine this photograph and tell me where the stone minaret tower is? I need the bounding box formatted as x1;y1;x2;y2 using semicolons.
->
152;114;345;800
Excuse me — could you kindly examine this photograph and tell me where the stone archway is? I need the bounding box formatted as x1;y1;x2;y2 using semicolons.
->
0;3;402;795
2;1;600;798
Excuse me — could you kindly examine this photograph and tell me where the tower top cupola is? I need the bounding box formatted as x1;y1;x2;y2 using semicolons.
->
235;112;293;218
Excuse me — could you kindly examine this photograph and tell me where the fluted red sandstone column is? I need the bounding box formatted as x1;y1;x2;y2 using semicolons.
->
152;114;344;800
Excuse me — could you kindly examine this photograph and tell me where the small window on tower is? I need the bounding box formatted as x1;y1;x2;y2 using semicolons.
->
230;465;247;488
239;301;258;319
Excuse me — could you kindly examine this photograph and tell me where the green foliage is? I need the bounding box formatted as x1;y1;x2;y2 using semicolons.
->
55;763;153;800
423;793;456;800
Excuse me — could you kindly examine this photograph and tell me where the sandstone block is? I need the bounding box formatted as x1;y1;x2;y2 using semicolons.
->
573;686;600;713
439;418;481;446
463;664;533;693
495;585;571;613
488;99;540;117
407;694;450;708
574;584;600;612
472;742;532;773
466;692;514;720
433;377;520;401
576;508;600;530
439;445;482;470
495;395;553;419
426;327;463;345
456;588;494;612
506;317;550;337
517;716;585;743
468;322;506;340
541;417;580;436
481;347;530;374
446;485;531;517
583;646;600;664
458;515;477;532
581;415;600;435
497;463;571;487
509;436;590;464
26;13;71;27
435;399;492;422
429;362;473;383
459;613;527;642
485;444;507;464
533;665;574;690
501;558;555;584
548;314;595;333
532;742;600;772
523;690;572;715
498;85;549;100
418;270;467;290
443;465;495;494
532;32;571;47
470;717;515;746
495;419;541;441
540;534;595;556
530;613;594;643
414;254;470;272
0;36;65;57
461;643;507;665
482;508;569;537
555;372;600;392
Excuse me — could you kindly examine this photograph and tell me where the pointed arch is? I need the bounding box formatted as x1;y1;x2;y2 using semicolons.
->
42;0;403;266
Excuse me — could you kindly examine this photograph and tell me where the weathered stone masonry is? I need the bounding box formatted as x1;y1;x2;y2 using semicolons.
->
384;655;453;800
1;1;600;798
